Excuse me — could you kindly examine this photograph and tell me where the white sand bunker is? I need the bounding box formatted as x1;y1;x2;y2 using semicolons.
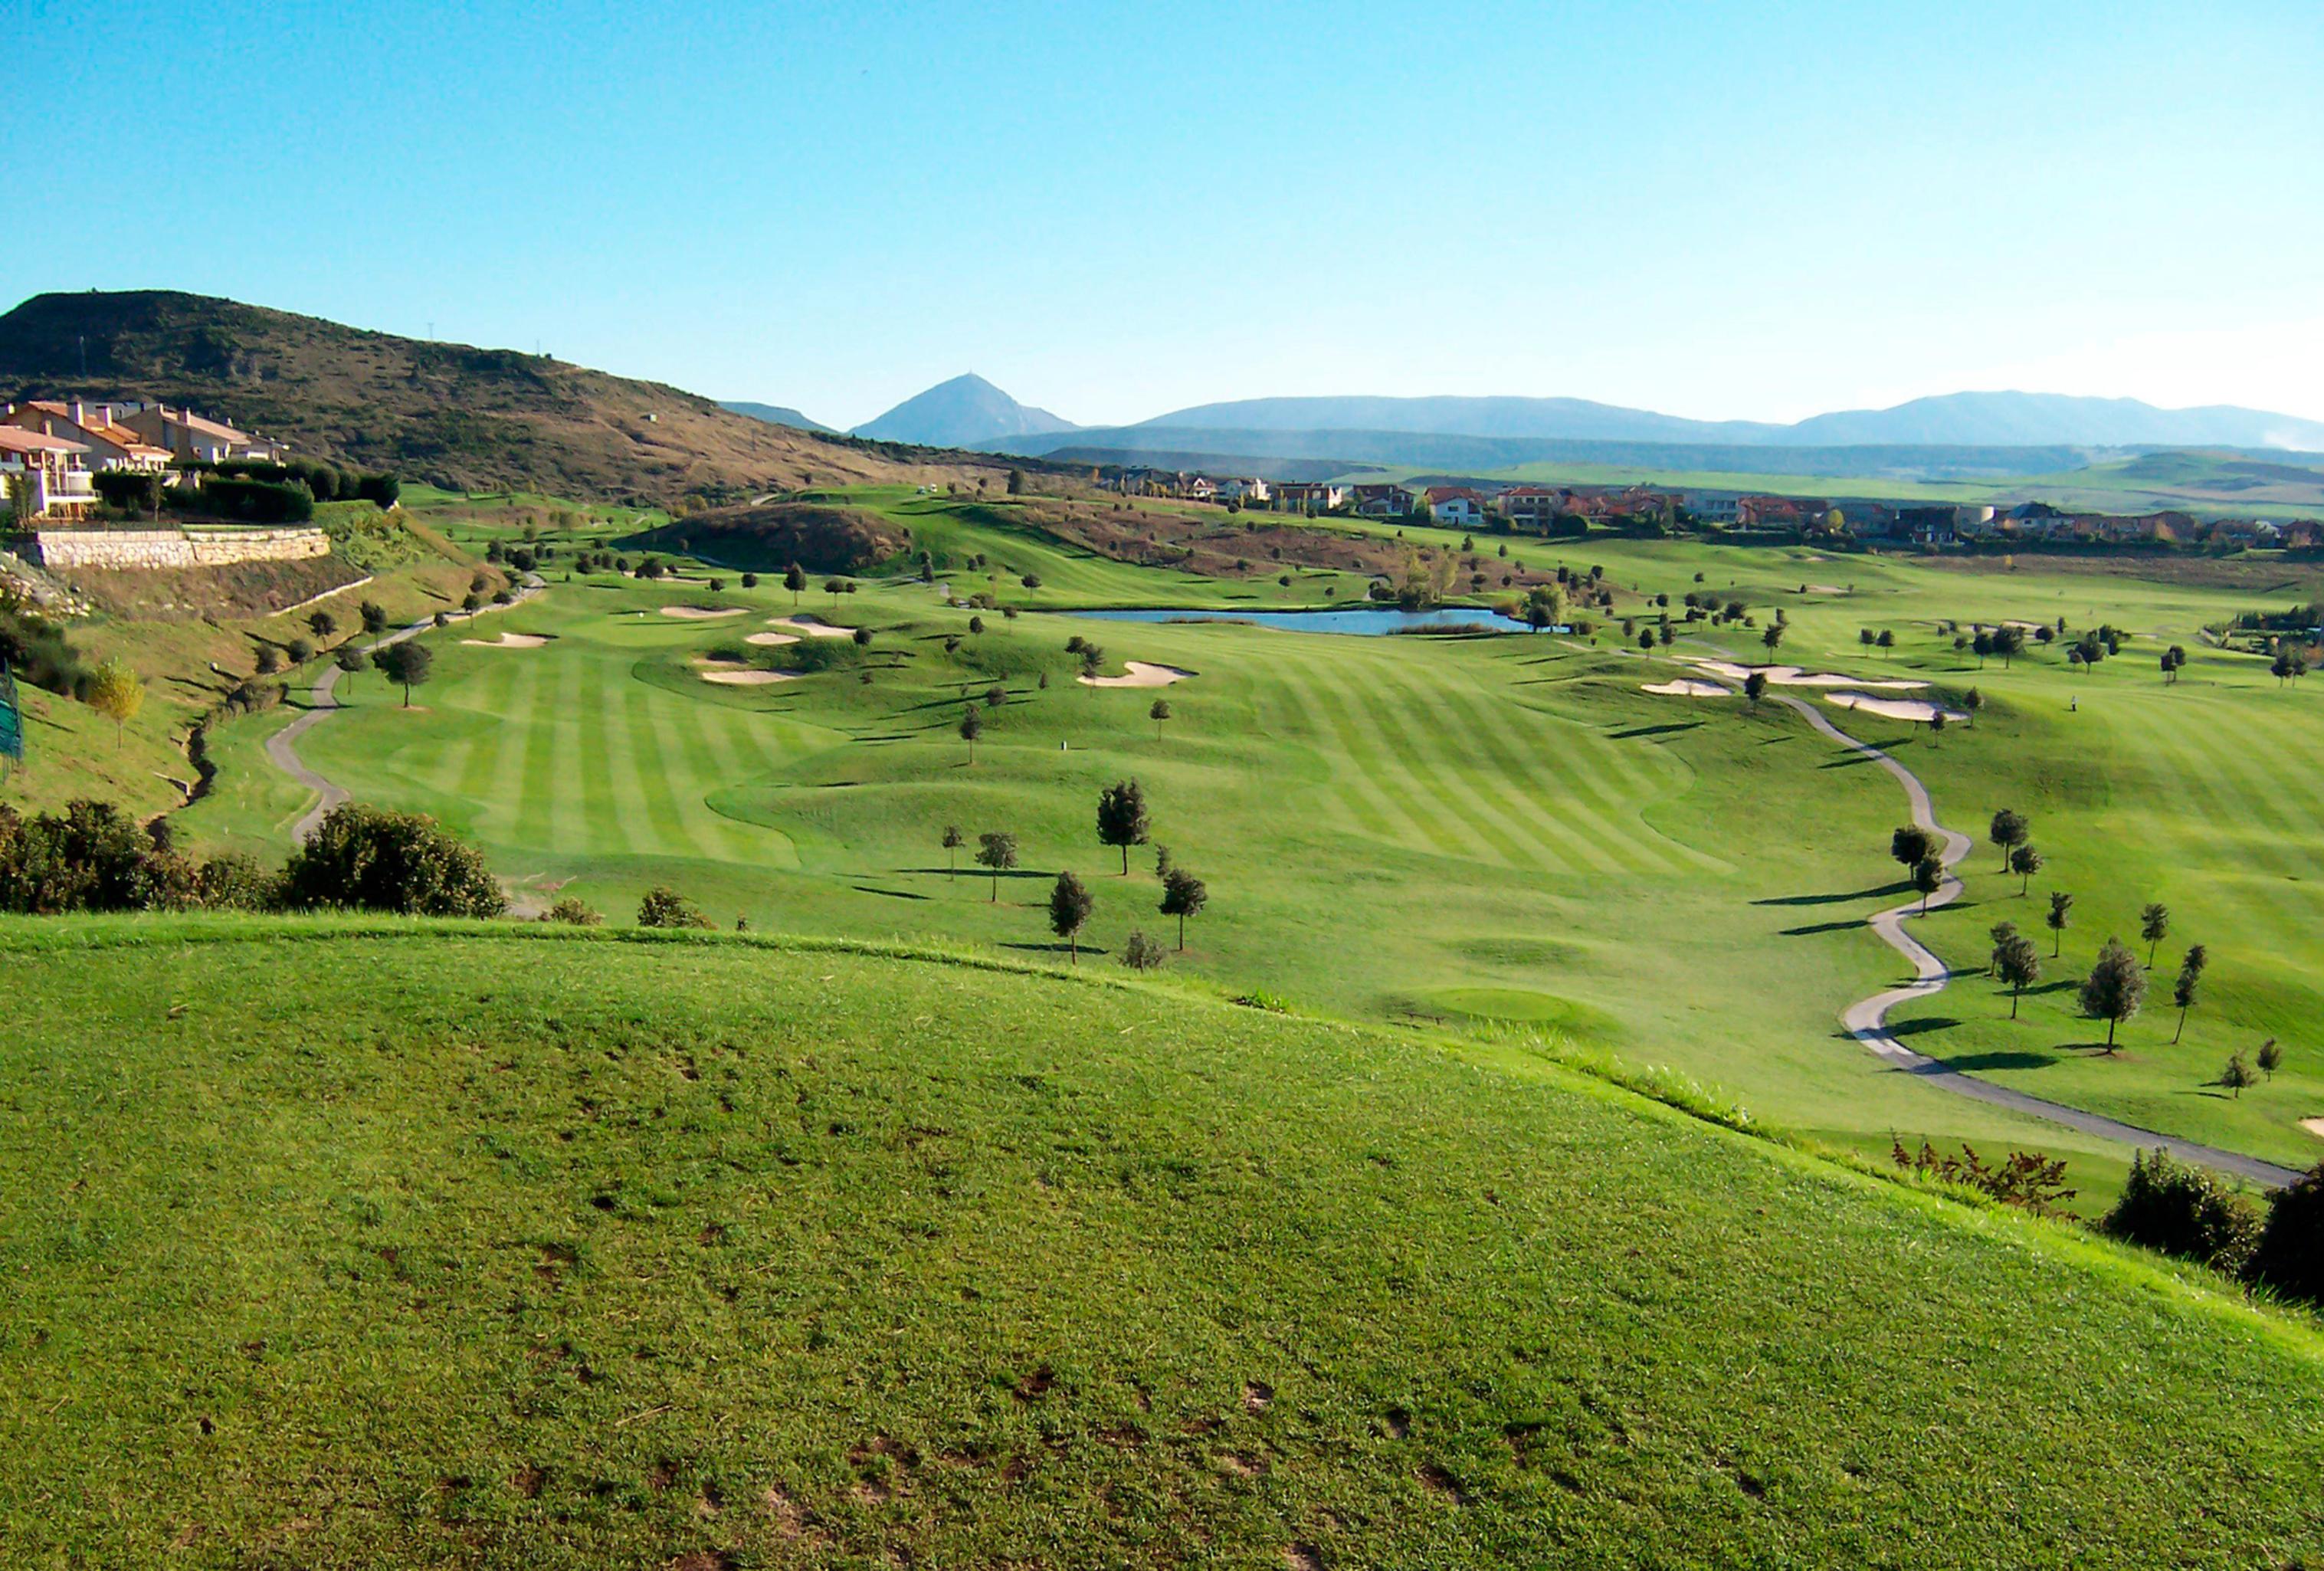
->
1079;661;1196;688
1804;583;1847;594
765;615;853;638
461;631;549;648
1689;660;1929;692
1824;692;1967;724
700;668;795;686
744;631;800;646
1643;680;1730;697
2302;1117;2324;1140
660;605;744;620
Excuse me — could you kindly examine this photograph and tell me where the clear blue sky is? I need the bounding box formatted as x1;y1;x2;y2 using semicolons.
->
13;0;2322;428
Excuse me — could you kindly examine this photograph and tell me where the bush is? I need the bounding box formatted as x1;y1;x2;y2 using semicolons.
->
356;472;400;508
540;896;604;927
93;469;165;515
1119;930;1167;971
279;803;508;917
2103;1150;2262;1273
0;600;89;697
200;476;315;523
0;800;179;913
193;853;280;911
638;886;713;930
2248;1164;2324;1305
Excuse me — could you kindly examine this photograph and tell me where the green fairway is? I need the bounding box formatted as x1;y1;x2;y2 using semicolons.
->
6;922;2323;1566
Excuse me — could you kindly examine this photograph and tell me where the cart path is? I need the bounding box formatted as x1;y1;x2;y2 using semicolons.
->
1778;690;2299;1188
269;576;544;844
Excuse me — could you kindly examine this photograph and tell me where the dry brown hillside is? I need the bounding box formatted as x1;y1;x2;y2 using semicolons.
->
0;290;1022;506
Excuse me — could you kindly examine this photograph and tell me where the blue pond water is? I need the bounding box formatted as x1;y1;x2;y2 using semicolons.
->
1069;605;1536;636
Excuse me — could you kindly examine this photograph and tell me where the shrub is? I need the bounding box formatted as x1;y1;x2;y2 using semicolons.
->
356;472;401;507
287;636;314;664
278;803;508;917
193;853;279;911
2103;1150;2262;1273
93;469;165;515
638;886;713;929
200;476;315;523
2248;1164;2324;1305
0;800;177;913
1119;930;1167;971
540;896;604;927
0;600;90;697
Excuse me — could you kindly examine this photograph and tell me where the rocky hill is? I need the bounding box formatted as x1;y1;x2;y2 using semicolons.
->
0;291;988;505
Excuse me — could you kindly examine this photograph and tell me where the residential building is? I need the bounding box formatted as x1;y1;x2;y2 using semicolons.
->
1423;485;1487;526
1497;485;1560;528
113;403;288;464
1351;483;1416;517
0;426;97;518
3;401;175;471
1271;482;1346;513
1214;477;1270;505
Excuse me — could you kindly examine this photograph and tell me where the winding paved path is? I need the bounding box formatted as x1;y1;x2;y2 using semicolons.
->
269;576;543;844
1780;691;2300;1188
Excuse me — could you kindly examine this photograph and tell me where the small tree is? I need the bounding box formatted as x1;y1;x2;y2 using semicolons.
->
1962;688;1983;728
2008;842;2044;894
984;684;1006;709
85;657;144;750
975;831;1018;901
2080;936;2147;1051
1912;854;1943;913
2047;890;2073;956
375;641;434;707
309;609;337;639
336;645;369;688
942;824;964;877
2140;901;2171;966
1048;870;1093;962
785;562;807;606
1096;779;1150;874
1149;697;1172;740
1760;622;1785;659
852;626;874;648
1997;933;2041;1018
1119;930;1166;971
2259;1038;2284;1081
1743;670;1768;708
959;707;983;764
2221;1053;2256;1099
2250;1163;2324;1306
1890;825;1934;873
360;600;388;635
1988;808;2029;874
1160;866;1208;950
2172;943;2207;1042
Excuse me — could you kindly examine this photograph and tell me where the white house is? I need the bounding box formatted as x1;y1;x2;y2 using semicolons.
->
0;426;96;518
3;402;173;471
1424;486;1487;526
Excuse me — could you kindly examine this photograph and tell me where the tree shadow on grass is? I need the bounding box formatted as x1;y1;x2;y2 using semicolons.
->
1883;1015;1961;1038
1755;884;1903;907
1926;1049;2055;1072
1782;918;1865;937
1818;752;1880;769
851;885;929;901
1000;940;1107;958
1607;721;1700;740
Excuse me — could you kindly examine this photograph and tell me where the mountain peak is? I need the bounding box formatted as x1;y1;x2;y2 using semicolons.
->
852;374;1077;449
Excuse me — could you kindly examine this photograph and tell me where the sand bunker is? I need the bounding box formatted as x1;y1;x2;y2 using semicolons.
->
766;615;853;638
744;631;800;646
461;631;549;648
1642;680;1731;697
1078;661;1196;688
2302;1117;2324;1140
660;605;744;620
1824;692;1968;724
1687;660;1929;692
1804;583;1847;594
700;668;795;686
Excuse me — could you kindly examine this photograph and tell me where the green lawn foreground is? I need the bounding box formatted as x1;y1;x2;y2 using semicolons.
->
4;920;2322;1567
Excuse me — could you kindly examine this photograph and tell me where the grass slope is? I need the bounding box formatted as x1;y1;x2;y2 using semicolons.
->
5;924;2322;1566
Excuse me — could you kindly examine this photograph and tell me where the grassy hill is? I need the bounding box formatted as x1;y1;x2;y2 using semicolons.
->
6;921;2323;1566
0;291;995;505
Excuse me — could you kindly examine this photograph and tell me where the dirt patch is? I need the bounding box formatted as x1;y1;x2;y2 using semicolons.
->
1243;1381;1274;1413
1284;1543;1326;1571
1417;1462;1468;1504
1218;1451;1267;1478
513;1464;546;1498
660;605;745;620
1013;1366;1058;1402
1642;679;1729;697
462;631;549;648
1078;661;1196;688
1385;1408;1412;1440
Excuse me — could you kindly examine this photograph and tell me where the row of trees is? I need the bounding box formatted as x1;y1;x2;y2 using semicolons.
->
939;781;1211;959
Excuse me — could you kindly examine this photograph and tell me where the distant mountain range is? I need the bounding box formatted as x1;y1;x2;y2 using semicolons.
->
849;373;1077;447
818;375;2324;462
721;401;833;434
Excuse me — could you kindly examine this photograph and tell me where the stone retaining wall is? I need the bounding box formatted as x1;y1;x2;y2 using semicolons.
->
28;527;331;570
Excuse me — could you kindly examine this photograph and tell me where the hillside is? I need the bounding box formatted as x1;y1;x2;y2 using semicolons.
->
0;291;962;505
617;500;909;572
7;922;2324;1566
854;372;1078;448
720;400;835;433
1132;389;2324;451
